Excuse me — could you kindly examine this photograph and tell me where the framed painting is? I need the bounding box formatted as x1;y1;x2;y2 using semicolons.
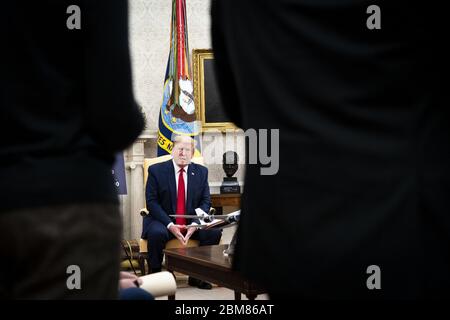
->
192;49;237;131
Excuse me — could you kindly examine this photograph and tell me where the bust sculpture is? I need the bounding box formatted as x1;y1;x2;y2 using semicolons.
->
220;151;241;194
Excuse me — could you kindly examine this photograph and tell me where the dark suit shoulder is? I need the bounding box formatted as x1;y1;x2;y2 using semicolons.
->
190;162;208;174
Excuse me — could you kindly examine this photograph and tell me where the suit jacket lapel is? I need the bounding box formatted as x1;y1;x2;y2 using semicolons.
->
166;160;177;214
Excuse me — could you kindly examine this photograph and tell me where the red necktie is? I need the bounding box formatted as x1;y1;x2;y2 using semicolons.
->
175;168;187;227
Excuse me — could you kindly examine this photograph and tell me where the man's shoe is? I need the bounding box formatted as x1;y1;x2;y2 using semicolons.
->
188;277;212;290
197;281;212;290
188;277;201;286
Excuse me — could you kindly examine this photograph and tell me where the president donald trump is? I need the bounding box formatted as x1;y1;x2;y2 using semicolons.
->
142;135;221;289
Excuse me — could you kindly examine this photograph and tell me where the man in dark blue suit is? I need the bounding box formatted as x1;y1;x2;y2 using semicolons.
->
142;135;221;289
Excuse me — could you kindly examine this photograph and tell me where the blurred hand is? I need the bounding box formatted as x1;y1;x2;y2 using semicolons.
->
120;271;137;280
119;272;142;289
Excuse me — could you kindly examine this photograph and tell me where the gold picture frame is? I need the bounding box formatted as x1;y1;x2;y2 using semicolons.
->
193;49;238;132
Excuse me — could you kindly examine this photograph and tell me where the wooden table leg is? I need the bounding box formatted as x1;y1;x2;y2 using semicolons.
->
168;294;176;300
234;291;241;300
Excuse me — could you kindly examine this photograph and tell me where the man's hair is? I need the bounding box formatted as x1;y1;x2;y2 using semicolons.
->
172;134;196;151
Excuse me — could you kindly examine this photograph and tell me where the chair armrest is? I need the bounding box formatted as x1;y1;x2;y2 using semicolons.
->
139;239;148;253
140;208;149;217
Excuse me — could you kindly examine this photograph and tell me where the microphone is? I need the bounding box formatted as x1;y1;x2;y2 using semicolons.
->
225;214;240;224
201;207;216;223
194;207;216;223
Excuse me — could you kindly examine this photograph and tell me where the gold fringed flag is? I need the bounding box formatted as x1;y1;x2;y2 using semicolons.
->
157;0;201;156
